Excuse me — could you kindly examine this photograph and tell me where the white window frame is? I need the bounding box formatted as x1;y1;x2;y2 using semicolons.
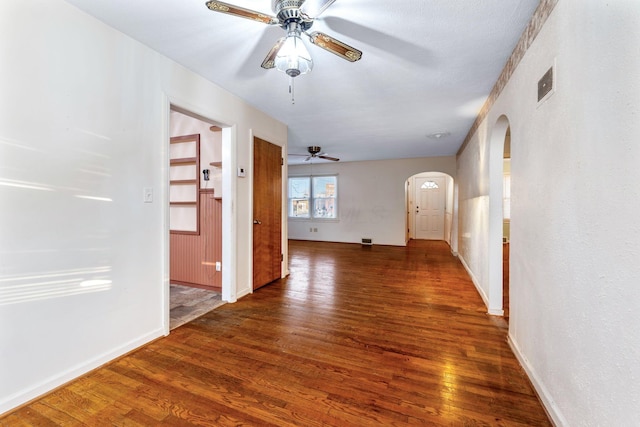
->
288;175;338;220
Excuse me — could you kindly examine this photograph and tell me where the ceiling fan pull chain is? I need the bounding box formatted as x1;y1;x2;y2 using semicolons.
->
289;75;295;104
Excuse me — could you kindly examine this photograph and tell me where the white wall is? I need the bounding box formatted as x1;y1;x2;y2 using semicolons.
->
0;0;286;414
288;157;456;246
456;1;640;424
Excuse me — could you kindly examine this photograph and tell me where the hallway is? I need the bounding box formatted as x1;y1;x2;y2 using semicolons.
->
2;240;549;425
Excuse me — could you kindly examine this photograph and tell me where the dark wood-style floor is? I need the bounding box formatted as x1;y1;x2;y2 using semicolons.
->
1;240;550;426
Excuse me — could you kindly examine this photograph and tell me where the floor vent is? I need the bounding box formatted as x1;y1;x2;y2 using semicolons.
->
361;238;373;246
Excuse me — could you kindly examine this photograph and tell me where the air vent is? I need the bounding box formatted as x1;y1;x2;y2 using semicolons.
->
361;238;372;246
537;66;554;102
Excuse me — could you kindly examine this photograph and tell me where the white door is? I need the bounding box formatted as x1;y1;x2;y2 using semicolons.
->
414;176;445;240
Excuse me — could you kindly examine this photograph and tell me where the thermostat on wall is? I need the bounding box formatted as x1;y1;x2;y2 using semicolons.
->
237;167;246;177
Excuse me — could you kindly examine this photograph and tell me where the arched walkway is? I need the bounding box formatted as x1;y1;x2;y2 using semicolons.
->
488;115;510;316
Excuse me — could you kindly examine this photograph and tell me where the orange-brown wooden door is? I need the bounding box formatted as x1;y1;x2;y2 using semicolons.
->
253;137;282;290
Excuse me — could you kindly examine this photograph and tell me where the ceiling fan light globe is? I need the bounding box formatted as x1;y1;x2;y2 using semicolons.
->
275;34;313;77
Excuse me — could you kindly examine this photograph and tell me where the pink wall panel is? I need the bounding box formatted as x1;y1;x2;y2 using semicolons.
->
170;192;222;290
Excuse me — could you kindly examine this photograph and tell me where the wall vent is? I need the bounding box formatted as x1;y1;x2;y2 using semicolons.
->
537;66;554;102
361;238;373;246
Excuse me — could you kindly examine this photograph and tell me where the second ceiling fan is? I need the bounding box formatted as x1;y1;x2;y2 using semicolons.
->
205;0;362;78
289;146;339;162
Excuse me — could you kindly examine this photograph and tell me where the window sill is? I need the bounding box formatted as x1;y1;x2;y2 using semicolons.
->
288;217;339;223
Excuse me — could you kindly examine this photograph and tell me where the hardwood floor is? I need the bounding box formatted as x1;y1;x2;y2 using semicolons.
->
1;240;550;426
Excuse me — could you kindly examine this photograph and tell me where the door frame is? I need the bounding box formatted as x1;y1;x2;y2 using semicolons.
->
406;172;454;244
163;99;237;335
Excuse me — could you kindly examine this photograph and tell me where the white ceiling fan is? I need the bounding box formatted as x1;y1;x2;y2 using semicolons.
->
205;0;362;79
289;146;339;162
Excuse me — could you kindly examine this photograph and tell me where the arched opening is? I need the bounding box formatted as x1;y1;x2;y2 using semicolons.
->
502;128;511;320
405;172;455;246
503;128;511;320
488;115;510;316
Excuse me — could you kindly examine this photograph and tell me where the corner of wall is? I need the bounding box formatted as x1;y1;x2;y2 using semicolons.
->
457;253;490;313
0;328;164;416
508;333;567;427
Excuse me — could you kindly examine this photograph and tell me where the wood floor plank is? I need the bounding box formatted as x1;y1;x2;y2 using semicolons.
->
0;240;550;426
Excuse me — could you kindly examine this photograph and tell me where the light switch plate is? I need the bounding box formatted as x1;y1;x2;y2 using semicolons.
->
237;167;246;178
143;187;153;203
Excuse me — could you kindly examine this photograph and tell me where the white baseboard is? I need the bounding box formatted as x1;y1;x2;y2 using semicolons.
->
458;254;490;309
508;333;567;427
235;287;252;301
0;328;164;416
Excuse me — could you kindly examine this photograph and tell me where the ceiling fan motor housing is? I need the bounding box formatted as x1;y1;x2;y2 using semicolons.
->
307;146;322;155
274;0;313;30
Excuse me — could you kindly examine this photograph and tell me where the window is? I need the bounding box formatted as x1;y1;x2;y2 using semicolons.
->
288;175;337;219
421;180;439;189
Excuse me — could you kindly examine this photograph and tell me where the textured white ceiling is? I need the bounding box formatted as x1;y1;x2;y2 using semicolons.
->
64;0;539;164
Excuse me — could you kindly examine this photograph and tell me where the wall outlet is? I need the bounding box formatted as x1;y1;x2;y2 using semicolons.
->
313;228;318;232
215;261;221;271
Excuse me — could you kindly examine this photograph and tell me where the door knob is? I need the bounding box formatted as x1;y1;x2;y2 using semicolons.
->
253;219;262;225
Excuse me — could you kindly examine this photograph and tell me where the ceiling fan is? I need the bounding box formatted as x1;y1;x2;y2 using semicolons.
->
289;146;340;162
205;0;362;79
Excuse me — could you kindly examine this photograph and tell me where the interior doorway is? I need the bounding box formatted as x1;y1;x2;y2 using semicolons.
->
487;114;511;316
168;106;226;329
503;127;511;320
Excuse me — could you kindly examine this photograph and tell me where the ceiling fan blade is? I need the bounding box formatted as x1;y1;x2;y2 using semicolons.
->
205;1;278;25
261;38;286;69
318;155;339;161
304;156;312;161
308;32;362;62
301;0;337;18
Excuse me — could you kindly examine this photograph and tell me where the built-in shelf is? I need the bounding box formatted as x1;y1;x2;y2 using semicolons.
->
170;179;197;185
169;134;201;234
171;157;197;165
209;126;222;132
209;161;222;167
170;201;197;206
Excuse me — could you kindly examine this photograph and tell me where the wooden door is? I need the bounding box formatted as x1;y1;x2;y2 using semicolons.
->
253;137;282;290
414;176;445;240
